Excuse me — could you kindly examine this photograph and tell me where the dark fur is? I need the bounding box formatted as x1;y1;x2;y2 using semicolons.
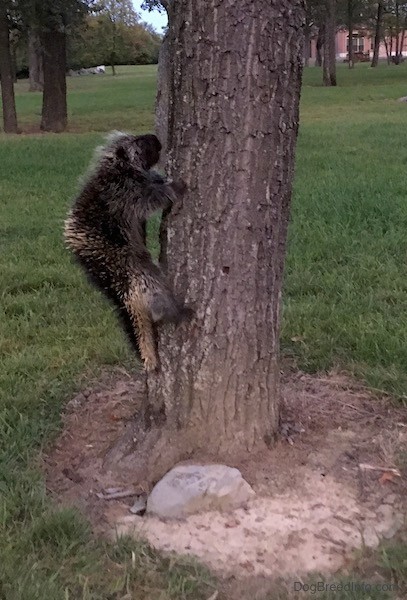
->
64;132;190;370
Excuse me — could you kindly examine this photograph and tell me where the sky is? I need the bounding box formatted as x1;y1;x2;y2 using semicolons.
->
134;2;168;32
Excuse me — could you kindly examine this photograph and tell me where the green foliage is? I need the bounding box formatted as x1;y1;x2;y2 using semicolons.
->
68;15;161;69
16;0;90;32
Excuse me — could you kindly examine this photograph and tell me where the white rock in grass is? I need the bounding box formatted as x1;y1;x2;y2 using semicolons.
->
147;464;255;519
397;96;407;102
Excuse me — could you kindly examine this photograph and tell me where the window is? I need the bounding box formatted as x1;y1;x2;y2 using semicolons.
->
347;34;365;53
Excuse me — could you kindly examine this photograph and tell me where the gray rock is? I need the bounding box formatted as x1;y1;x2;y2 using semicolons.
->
130;494;147;515
146;464;255;519
397;96;407;102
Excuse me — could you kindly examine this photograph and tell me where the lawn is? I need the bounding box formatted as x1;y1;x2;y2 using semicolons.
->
0;63;406;597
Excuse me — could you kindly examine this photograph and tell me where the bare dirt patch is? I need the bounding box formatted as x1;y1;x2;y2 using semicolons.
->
45;369;407;580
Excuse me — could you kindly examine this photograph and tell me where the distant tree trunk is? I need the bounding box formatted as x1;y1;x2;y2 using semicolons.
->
395;1;401;63
384;35;391;64
0;3;18;133
11;39;17;82
40;30;67;132
28;30;44;91
316;25;324;66
105;0;305;484
371;1;383;67
304;23;311;67
347;1;354;68
400;29;406;60
323;0;337;86
110;24;117;75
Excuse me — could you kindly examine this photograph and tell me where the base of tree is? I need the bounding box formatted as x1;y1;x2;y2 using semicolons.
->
102;378;271;487
45;368;407;581
29;83;44;92
40;120;67;133
103;419;197;486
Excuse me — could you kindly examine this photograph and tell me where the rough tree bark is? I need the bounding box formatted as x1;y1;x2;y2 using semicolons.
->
371;1;383;67
155;29;170;160
40;29;67;132
0;1;18;133
323;0;337;86
28;30;44;91
105;0;305;483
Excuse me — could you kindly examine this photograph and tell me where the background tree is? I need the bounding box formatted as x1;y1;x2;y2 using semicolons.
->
347;0;357;66
323;0;337;84
28;29;43;90
94;0;139;75
306;0;337;82
316;24;325;65
336;0;376;68
371;1;385;66
0;0;18;133
107;0;305;483
305;0;326;66
16;0;89;132
383;1;407;63
67;13;161;69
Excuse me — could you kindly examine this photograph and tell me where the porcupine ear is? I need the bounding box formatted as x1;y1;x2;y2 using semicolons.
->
105;130;131;163
115;144;129;162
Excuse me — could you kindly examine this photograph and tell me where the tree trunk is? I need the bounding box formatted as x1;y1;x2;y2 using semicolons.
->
111;24;117;75
316;25;324;66
105;0;305;484
400;28;406;61
389;31;393;61
304;23;311;67
0;2;18;133
155;29;170;160
28;30;44;91
323;0;337;86
384;35;390;64
11;38;17;82
371;1;383;67
395;2;400;63
348;1;354;68
40;30;67;132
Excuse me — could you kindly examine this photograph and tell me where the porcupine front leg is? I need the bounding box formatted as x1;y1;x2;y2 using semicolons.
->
133;174;187;221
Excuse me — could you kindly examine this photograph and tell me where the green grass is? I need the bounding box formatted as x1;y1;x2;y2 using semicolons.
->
0;66;215;599
283;63;407;399
14;65;157;132
1;63;407;597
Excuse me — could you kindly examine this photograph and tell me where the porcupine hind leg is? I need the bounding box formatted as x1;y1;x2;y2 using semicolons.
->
123;279;158;372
